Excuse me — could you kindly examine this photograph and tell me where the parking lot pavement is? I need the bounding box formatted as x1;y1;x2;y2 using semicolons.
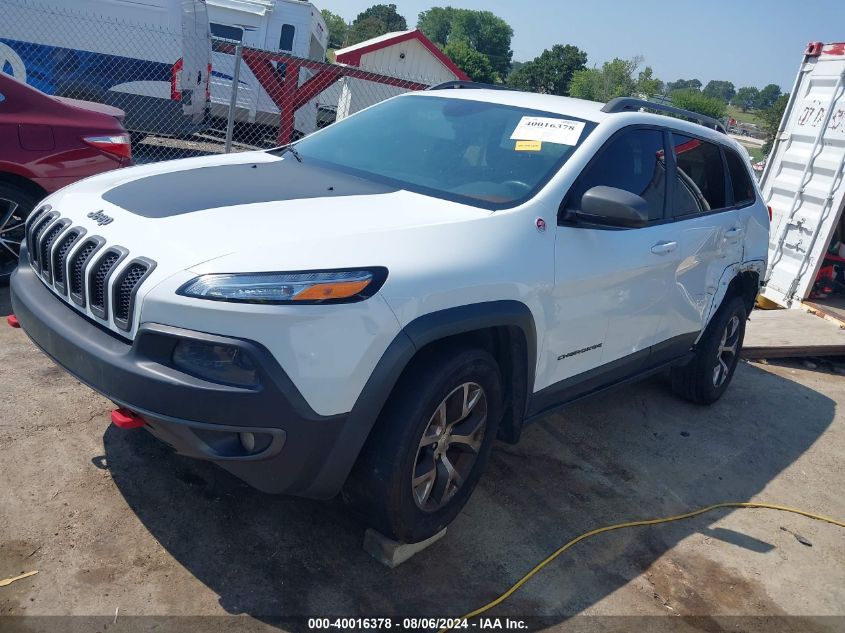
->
2;283;844;631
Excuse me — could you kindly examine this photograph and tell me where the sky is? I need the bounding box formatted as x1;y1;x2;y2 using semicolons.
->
317;0;845;91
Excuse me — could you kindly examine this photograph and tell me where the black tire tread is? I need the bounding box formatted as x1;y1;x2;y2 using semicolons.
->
671;294;747;405
344;345;502;542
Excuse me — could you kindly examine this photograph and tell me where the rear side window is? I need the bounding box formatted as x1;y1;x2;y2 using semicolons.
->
671;134;726;215
568;128;667;221
725;148;756;206
280;24;296;51
210;22;244;43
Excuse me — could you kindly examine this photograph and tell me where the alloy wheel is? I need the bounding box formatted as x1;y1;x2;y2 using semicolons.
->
0;197;27;274
411;382;488;512
713;315;741;388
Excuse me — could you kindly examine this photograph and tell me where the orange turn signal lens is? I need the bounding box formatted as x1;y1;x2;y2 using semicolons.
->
293;279;371;301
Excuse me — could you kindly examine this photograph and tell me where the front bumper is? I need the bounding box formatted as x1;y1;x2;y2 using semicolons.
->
10;259;353;498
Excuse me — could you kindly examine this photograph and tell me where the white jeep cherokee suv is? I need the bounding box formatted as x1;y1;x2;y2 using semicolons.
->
11;84;769;543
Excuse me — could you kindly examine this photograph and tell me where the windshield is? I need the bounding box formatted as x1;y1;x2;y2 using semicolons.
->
286;95;596;209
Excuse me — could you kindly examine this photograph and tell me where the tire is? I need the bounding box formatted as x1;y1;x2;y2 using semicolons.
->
671;295;747;405
0;183;39;284
343;346;503;543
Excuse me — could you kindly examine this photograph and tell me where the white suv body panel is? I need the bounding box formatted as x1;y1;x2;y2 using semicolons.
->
17;91;768;435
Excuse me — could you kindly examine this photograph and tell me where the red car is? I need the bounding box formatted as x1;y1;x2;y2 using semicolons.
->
0;73;131;279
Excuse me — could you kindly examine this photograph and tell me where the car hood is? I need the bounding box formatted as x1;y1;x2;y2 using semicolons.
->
42;149;489;281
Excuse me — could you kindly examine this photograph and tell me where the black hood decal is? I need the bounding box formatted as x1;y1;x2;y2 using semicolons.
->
102;159;398;218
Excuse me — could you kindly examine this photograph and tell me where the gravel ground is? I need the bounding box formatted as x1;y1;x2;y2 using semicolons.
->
1;285;844;632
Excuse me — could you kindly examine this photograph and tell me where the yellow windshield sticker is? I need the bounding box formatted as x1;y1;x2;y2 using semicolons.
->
515;140;542;152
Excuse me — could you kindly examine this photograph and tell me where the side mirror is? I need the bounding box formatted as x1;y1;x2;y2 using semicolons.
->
575;186;650;228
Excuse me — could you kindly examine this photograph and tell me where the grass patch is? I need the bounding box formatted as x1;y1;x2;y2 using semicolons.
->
745;146;766;162
727;105;762;126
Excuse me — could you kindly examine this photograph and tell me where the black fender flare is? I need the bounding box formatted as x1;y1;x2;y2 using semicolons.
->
302;300;537;498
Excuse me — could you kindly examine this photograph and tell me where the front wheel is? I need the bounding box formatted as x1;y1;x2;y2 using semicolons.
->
344;347;503;543
0;184;38;283
671;295;747;405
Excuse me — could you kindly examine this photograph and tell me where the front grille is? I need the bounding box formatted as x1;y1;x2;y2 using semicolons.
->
24;205;50;258
28;212;57;270
28;210;155;334
52;229;83;294
69;239;101;306
112;259;155;330
38;220;69;283
88;249;124;319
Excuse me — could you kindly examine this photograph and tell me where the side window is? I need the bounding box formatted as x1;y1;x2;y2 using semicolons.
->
280;24;296;52
671;134;726;215
210;22;244;43
568;128;667;221
724;148;756;206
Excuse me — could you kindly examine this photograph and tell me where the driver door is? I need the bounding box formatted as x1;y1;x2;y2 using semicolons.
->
538;127;682;398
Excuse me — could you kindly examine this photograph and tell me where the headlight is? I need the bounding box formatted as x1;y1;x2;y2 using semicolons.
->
177;268;387;304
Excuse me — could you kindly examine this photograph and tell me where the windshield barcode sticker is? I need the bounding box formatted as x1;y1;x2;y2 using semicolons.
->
511;117;585;146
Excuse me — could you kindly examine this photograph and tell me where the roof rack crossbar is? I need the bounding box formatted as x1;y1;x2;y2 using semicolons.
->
601;97;726;133
427;80;513;91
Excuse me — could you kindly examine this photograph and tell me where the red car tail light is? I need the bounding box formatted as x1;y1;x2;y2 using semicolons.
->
171;58;183;101
83;134;132;161
767;205;773;222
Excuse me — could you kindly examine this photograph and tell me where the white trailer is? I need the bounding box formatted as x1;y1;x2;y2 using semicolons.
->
761;42;845;314
206;0;327;135
0;0;211;135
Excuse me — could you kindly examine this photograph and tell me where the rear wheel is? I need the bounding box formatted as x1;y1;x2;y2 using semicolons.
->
0;183;38;283
671;295;747;405
344;347;502;543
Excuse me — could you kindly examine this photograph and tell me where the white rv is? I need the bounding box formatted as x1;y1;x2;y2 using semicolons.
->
206;0;328;136
0;0;211;136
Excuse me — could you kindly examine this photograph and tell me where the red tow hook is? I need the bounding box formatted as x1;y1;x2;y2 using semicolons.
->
6;314;20;328
111;408;146;429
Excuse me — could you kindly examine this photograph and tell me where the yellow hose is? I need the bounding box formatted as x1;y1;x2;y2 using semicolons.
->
438;502;845;632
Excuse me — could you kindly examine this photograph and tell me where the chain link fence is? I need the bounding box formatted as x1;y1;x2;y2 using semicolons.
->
0;0;438;165
205;39;435;157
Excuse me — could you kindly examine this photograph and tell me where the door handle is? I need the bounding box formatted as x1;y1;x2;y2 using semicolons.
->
650;241;678;255
724;227;744;239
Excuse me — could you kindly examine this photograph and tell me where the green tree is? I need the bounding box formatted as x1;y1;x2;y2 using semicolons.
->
348;4;407;45
760;93;789;154
702;80;736;103
508;60;525;76
442;40;496;83
418;7;513;78
636;66;663;97
321;9;348;49
671;88;727;120
568;57;642;102
666;78;702;92
505;44;587;96
756;83;782;110
416;7;452;45
732;86;760;112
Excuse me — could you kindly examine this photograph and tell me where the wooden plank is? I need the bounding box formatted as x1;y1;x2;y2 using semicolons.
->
742;308;845;359
804;298;845;326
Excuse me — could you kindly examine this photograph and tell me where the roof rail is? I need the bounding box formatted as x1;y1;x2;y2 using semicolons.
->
601;97;727;133
427;80;514;91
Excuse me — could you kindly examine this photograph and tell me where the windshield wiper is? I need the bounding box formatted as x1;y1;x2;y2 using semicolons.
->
276;144;302;163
